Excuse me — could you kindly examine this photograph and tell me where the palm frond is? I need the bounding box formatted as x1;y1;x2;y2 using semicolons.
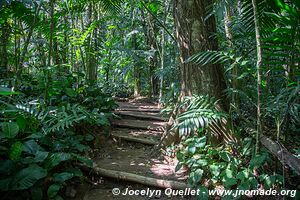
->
175;95;227;136
98;0;124;14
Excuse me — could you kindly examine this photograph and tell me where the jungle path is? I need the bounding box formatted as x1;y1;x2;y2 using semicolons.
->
80;99;191;200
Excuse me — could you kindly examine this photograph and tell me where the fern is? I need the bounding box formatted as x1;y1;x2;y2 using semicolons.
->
99;0;124;14
186;50;248;67
2;99;109;134
175;95;227;136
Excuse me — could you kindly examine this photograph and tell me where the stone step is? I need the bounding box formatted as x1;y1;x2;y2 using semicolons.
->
92;145;188;185
110;128;161;145
112;119;166;132
114;110;166;121
116;102;160;113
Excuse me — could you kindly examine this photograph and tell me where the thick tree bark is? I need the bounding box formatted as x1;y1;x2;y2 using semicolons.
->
159;0;231;147
0;22;11;79
174;0;227;103
86;2;97;82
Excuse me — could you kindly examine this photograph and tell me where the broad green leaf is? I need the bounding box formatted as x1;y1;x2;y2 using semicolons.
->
45;153;72;170
189;169;203;185
194;169;204;182
9;141;23;160
264;175;276;189
2;122;19;138
224;168;234;178
148;2;158;14
249;153;268;169
188;146;196;154
197;159;208;166
0;87;20;96
248;177;259;188
47;183;61;199
219;151;231;162
197;186;208;200
237;181;251;190
195;136;206;148
11;164;47;190
66;168;83;177
34;151;49;162
66;88;76;97
16;115;26;131
23;140;43;155
210;164;221;176
236;170;249;181
176;151;184;161
223;177;237;188
53;172;74;183
72;154;93;167
175;163;182;172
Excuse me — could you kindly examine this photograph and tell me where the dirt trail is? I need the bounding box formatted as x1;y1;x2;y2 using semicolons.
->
74;100;192;200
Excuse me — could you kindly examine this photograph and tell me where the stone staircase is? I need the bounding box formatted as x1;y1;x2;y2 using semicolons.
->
83;101;188;200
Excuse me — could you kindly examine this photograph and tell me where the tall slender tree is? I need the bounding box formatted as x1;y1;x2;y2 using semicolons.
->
251;0;262;154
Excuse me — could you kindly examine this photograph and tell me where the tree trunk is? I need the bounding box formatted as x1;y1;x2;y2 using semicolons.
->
140;4;159;97
160;0;230;147
86;2;97;83
251;0;263;154
174;0;227;105
159;0;171;104
48;0;55;66
148;14;159;97
132;8;141;97
0;21;11;79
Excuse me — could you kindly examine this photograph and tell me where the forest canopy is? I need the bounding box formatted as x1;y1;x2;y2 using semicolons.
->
0;0;299;199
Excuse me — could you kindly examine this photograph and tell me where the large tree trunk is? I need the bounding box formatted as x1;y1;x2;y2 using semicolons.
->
174;0;227;103
160;0;230;147
0;22;11;79
86;2;97;83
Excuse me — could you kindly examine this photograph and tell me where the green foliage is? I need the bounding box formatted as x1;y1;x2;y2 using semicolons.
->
0;81;113;199
189;0;300;147
175;95;227;136
1;122;19;139
1;0;299;198
176;134;283;198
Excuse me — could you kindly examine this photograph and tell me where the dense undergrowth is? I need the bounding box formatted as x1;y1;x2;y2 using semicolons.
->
169;95;299;199
0;0;299;199
0;69;116;200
